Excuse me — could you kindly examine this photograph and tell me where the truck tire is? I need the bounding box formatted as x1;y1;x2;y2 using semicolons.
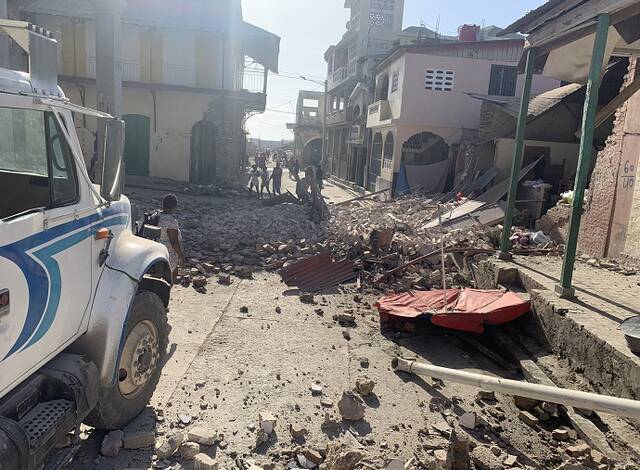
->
85;291;169;430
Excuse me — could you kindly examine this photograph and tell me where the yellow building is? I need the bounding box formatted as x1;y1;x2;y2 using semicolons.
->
15;0;279;183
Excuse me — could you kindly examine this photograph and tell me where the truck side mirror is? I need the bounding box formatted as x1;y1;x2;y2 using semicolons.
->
100;118;125;202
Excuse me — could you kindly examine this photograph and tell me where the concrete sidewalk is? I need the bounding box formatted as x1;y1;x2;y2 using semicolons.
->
477;255;640;401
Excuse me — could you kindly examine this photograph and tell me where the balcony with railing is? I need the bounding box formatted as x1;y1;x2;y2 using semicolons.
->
347;124;365;145
367;100;392;127
327;107;353;126
327;57;358;91
86;57;141;82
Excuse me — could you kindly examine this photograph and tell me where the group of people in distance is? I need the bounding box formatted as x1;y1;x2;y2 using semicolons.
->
248;150;324;204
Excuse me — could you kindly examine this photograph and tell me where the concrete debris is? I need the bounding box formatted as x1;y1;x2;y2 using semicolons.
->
446;429;471;470
471;445;502;470
259;411;277;434
478;390;496;401
518;410;540;427
338;390;365;421
179;441;201;460
513;396;538;410
100;430;124;457
458;411;477;430
255;428;269;447
123;430;156;449
552;428;570;441
566;443;591;458
385;458;405;470
302;449;324;465
310;383;323;395
193;453;219;470
155;430;186;459
188;427;219;446
323;442;365;470
289;423;309;439
355;377;375;397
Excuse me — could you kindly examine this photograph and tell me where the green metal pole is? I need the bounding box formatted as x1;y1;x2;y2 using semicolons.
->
499;47;537;253
558;13;610;298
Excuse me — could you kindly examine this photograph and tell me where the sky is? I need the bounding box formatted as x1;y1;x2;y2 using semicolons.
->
242;0;544;141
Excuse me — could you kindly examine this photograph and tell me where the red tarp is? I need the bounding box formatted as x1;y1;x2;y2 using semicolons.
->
374;289;530;333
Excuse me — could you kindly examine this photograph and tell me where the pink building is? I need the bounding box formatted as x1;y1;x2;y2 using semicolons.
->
366;39;561;193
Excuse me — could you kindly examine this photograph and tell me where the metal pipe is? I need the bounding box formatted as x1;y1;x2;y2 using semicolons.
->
392;357;640;419
499;47;537;253
559;13;611;297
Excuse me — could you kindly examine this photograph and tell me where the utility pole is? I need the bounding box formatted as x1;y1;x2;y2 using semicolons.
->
322;79;328;171
0;0;9;68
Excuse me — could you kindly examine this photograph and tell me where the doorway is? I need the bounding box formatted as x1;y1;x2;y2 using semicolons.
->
190;119;218;184
123;114;151;177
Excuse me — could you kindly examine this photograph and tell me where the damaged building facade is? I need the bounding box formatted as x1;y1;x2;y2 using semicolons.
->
5;0;279;184
286;90;325;166
365;39;560;195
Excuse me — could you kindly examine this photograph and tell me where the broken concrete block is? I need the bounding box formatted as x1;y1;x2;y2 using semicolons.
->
259;411;277;434
156;430;186;459
193;453;219;470
192;276;208;288
566;443;591;458
552;428;570;441
323;442;365;470
446;429;470;470
513;396;539;411
355;377;375;397
188;427;219;446
255;428;269;447
303;449;324;465
289;423;308;439
179;441;201;460
386;459;405;470
123;430;156;449
478;390;496;401
471;446;502;470
433;449;448;469
338;390;365;421
310;383;323;395
459;412;477;430
503;454;517;467
101;430;124;457
518;410;539;427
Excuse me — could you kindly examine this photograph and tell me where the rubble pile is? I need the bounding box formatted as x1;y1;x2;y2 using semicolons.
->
325;195;499;291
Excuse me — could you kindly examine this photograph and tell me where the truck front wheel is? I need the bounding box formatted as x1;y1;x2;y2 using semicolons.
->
86;291;169;430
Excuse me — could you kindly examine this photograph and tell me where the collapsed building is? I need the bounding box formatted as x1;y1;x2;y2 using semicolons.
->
286;90;325;167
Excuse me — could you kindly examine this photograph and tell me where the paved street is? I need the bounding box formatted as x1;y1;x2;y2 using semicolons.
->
66;183;626;470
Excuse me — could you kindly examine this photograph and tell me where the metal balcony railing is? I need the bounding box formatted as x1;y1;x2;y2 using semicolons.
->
162;63;196;87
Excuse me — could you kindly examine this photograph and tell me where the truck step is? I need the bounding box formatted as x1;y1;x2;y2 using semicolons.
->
19;400;75;450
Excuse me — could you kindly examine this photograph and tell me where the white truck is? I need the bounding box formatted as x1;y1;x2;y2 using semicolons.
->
0;21;172;469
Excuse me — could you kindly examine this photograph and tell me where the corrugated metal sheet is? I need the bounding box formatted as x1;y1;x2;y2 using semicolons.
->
282;252;356;290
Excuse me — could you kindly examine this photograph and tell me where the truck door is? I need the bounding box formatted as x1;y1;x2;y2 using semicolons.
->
0;106;92;397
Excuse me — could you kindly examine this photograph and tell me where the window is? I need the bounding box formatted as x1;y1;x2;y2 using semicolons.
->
47;113;78;207
488;65;517;96
425;69;454;91
370;133;383;177
0;108;78;220
383;132;394;169
391;71;399;93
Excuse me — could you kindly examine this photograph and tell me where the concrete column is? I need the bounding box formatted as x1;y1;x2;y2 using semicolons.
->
91;0;125;181
93;0;125;118
0;0;9;68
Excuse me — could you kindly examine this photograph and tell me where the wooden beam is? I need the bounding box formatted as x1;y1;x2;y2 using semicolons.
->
575;75;640;137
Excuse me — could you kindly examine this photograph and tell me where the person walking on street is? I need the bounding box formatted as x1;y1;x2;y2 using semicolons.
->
260;166;271;199
248;164;260;197
290;159;300;181
158;194;185;282
316;164;324;190
271;162;283;195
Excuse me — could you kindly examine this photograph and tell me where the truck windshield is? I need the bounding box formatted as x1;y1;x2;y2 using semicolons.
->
0;107;78;220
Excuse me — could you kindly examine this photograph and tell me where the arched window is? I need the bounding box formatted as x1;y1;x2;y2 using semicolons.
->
383;131;394;169
401;132;449;166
